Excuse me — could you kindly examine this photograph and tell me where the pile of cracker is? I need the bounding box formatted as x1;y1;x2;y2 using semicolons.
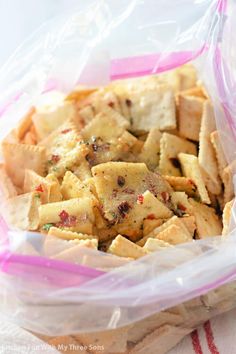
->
0;64;234;261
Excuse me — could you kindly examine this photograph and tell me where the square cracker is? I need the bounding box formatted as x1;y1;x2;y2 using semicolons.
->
137;215;191;246
2;192;41;230
178;153;210;204
189;198;222;238
211;130;228;180
108;235;147;259
0;164;18;199
178;94;205;141
154;223;192;245
116;84;176;133
164;175;198;197
199;101;221;195
2;142;46;187
143;238;172;252
159;133;197;176
138;128;162;170
222;199;234;235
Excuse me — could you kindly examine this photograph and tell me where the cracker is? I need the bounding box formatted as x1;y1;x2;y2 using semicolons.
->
73;159;92;181
154;223;192;245
128;324;191;354
222;160;236;204
137;215;191;246
178;153;210;204
66;86;97;102
92;162;173;238
45;174;62;202
178;94;204;141
114;190;173;241
164;175;198;197
139;128;162;170
189;198;222;238
2;142;46;187
2;192;41;230
48;227;96;241
222;199;234;235
181;215;196;235
180;86;207;99
61;171;94;200
0;164;18;199
53;239;98;262
39;198;95;234
199;101;221;195
108;235;147;259
171;191;193;215
211;130;228;180
116;84;176;133
24;169;50;203
159;133;197;176
143;238;172;252
81;111;125;142
32;101;76;140
15;107;35;140
143;218;166;236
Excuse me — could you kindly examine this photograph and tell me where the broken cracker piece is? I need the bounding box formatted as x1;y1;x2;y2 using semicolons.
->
143;238;172;252
189;198;222;238
199;101;221;195
211;130;227;180
178;153;210;204
159;133;197;176
108;235;147;259
222;199;234;236
164;175;198;197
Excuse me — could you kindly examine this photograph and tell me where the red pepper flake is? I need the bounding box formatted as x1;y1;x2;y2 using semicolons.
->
58;210;77;227
108;101;115;108
59;210;69;222
117;176;125;187
61;129;72;134
177;203;186;211
35;184;44;193
147;214;156;220
125;99;132;107
161;191;170;202
137;194;144;205
118;201;130;218
51;154;60;163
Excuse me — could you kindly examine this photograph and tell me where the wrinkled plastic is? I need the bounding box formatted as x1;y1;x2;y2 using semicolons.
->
0;0;236;339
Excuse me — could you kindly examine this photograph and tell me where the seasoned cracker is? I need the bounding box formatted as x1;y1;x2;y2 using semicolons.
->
171;191;193;215
211;130;228;180
61;171;94;200
143;238;172;252
137;215;191;246
199;101;221;195
178;94;204;141
178;153;210;204
154;224;192;245
138;128;162;170
108;235;147;259
45;174;62;202
2;142;46;187
164;175;198;197
222;199;234;235
159;133;197;176
143;218;166;236
181;215;196;235
189;198;222;238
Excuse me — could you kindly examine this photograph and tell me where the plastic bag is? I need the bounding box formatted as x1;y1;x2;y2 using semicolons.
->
0;0;236;344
